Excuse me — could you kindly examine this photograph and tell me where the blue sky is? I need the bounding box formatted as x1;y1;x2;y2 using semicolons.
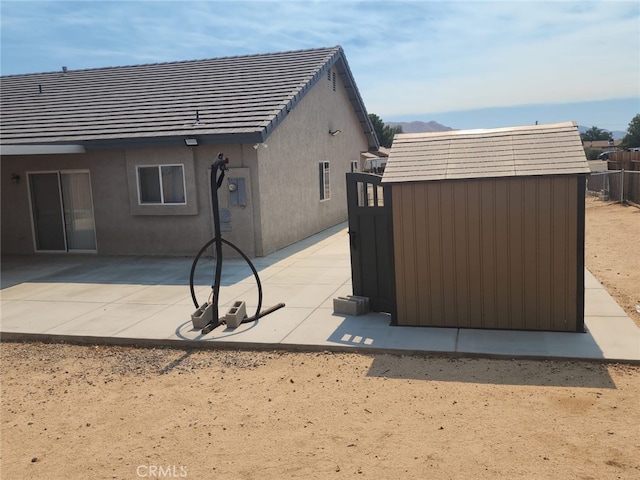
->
2;0;638;132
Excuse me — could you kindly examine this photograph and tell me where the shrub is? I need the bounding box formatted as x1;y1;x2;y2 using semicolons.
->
584;147;601;160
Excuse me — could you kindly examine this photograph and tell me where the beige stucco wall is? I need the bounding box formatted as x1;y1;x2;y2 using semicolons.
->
254;66;370;256
190;143;259;259
1;154;44;253
1;67;371;258
0;144;258;257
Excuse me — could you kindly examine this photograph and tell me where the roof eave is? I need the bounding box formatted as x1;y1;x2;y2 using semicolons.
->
0;131;268;152
258;46;379;151
330;50;380;151
382;170;591;185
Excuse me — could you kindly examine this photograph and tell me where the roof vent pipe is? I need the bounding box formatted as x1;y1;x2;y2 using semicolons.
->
38;84;42;94
62;66;68;75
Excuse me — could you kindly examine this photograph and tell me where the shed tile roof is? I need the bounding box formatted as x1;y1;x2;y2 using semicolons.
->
1;46;378;150
382;122;590;183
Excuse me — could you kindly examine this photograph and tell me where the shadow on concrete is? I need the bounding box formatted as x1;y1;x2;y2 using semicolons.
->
326;314;610;374
0;224;347;289
0;254;261;288
172;318;262;342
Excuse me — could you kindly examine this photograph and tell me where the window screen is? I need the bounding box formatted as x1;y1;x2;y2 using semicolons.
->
137;165;185;204
319;161;330;200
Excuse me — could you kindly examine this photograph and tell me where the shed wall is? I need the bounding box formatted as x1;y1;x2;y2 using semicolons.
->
392;175;583;331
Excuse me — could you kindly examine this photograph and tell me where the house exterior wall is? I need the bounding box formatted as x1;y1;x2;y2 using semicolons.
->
0;143;258;257
1;65;371;259
391;175;584;332
254;65;370;256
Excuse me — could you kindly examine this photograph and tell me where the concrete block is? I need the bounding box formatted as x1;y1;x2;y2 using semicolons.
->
224;301;247;328
334;297;358;315
191;302;214;329
347;295;370;314
333;296;370;316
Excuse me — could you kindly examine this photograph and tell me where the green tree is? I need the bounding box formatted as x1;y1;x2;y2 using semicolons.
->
620;114;640;150
369;113;403;148
580;126;612;142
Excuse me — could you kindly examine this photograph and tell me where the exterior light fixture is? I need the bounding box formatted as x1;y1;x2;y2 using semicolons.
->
185;138;198;146
329;129;342;136
11;173;20;184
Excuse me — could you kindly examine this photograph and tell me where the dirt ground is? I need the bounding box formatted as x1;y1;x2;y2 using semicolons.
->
584;197;640;328
2;198;639;480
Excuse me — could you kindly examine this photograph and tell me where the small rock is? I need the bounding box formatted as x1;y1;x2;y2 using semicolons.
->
31;457;38;463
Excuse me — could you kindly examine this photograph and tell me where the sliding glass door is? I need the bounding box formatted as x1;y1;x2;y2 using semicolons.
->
28;171;97;252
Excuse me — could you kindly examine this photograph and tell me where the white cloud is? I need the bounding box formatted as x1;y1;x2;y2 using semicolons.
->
1;0;638;119
352;1;640;114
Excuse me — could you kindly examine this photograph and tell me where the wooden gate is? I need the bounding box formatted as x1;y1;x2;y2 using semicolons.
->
346;172;396;322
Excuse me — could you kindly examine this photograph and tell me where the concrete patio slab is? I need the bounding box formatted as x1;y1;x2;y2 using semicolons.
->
114;304;196;340
583;316;640;360
172;307;316;345
584;288;629;317
1;300;107;334
456;327;605;359
1;222;639;363
43;303;168;337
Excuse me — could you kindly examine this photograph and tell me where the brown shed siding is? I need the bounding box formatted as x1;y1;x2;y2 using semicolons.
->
392;175;580;331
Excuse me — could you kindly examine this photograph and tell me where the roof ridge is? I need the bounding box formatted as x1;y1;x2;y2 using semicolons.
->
0;44;380;151
394;121;578;140
1;46;342;78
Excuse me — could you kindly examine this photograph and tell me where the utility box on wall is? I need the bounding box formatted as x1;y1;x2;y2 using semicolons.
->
382;122;590;332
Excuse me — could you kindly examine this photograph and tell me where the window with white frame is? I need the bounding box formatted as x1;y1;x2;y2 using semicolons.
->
137;164;186;205
319;161;330;200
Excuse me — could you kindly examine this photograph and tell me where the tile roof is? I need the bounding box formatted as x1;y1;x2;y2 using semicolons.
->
1;46;378;150
382;121;590;183
583;139;621;148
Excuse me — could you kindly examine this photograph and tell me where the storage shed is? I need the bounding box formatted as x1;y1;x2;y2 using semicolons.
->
381;122;590;332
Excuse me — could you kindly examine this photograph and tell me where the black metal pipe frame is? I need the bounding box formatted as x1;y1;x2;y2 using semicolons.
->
210;154;227;324
189;153;284;334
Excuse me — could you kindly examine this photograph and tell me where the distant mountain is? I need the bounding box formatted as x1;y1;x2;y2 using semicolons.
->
578;125;626;140
386;120;454;134
387;121;627;139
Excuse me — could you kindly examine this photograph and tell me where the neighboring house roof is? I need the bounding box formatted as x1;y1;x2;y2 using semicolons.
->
1;46;378;150
382;121;590;184
360;146;389;159
583;139;621;149
377;146;391;157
